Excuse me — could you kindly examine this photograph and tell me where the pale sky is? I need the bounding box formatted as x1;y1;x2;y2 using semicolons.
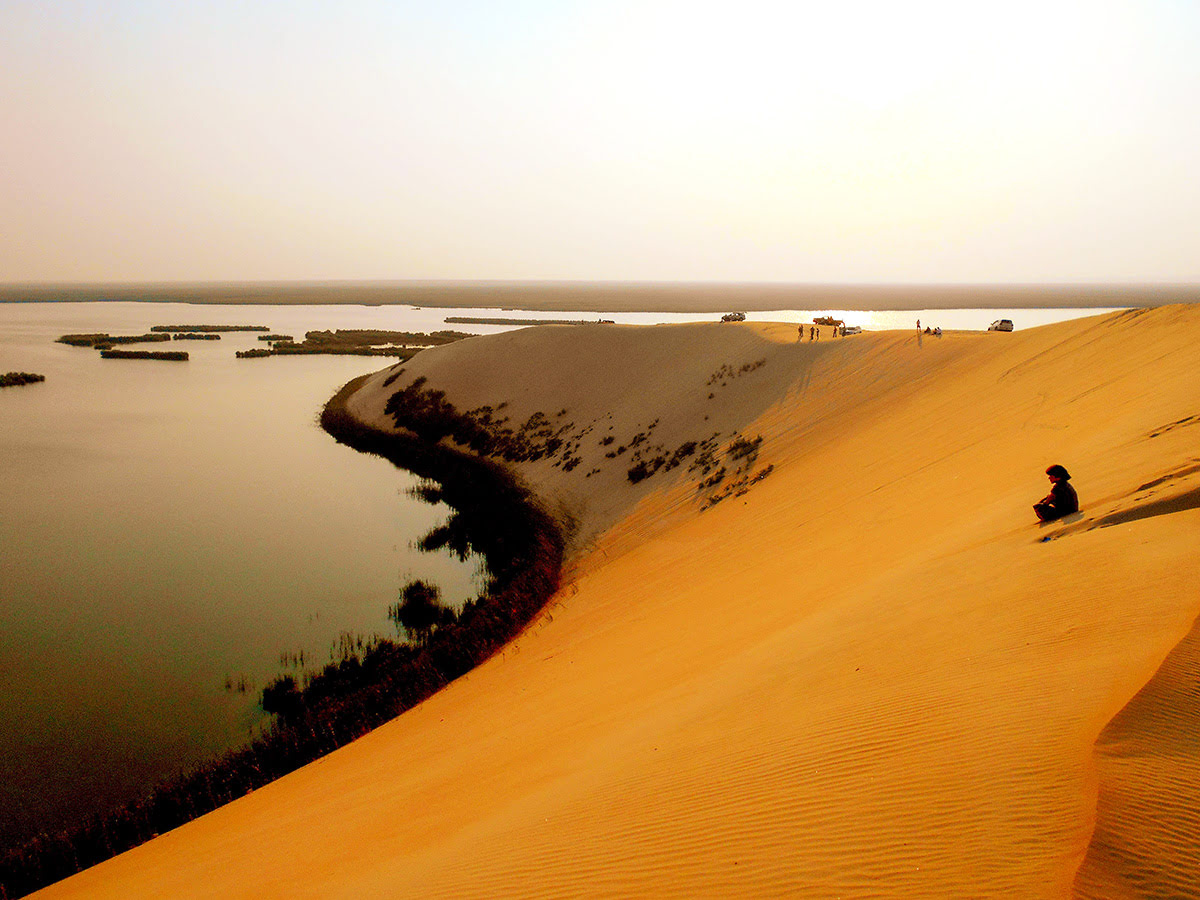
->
2;0;1198;283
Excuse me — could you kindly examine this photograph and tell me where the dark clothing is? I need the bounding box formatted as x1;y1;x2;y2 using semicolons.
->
1034;480;1078;522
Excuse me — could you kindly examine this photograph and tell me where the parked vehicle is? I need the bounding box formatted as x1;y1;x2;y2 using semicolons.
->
988;319;1014;332
842;325;862;335
721;312;746;322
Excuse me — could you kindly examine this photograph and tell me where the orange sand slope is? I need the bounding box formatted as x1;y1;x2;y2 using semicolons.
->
42;307;1200;899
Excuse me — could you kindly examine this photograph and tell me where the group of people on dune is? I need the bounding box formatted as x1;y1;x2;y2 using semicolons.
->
790;317;1077;524
797;323;849;341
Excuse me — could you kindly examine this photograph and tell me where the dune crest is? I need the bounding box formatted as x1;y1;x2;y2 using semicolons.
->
39;308;1200;898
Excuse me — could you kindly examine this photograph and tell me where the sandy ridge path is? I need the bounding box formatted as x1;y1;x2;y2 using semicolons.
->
39;308;1200;898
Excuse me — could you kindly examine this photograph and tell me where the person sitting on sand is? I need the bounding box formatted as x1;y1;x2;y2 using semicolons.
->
1034;465;1079;522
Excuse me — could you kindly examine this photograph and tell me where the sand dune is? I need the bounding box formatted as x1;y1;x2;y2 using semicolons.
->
38;307;1200;898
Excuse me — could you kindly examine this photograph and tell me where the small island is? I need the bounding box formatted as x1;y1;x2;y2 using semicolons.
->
445;316;600;326
1;372;45;388
171;333;222;341
149;325;270;333
99;349;189;361
57;333;171;348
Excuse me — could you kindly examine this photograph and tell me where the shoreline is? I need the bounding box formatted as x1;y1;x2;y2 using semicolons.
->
3;281;1198;311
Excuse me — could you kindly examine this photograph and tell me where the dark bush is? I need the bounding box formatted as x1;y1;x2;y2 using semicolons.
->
99;350;188;361
0;372;45;388
261;676;301;718
150;325;270;333
388;581;454;644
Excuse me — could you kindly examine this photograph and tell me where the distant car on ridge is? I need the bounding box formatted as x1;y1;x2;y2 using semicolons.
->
721;312;746;322
988;319;1014;332
842;325;863;335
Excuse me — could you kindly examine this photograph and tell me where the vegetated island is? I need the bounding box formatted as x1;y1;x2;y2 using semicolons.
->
236;329;470;359
149;325;270;333
57;333;171;349
55;332;191;359
99;349;189;361
170;333;221;341
0;367;563;900
1;372;45;388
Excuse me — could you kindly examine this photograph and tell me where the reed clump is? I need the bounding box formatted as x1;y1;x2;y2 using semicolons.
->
57;333;171;348
0;372;45;388
149;325;270;333
383;377;573;463
235;330;469;358
99;349;189;361
56;333;110;347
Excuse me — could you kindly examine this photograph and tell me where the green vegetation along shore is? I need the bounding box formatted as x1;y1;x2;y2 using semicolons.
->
1;372;45;388
0;371;563;899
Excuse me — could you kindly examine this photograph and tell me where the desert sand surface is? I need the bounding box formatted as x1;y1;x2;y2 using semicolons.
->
38;307;1200;898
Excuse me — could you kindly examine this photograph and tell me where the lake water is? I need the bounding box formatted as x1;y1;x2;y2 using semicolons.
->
0;300;1121;847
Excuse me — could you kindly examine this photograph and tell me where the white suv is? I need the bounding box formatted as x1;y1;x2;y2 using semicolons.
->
988;319;1014;332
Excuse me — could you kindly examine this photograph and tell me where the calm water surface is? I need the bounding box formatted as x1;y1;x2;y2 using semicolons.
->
0;303;498;846
0;301;1121;845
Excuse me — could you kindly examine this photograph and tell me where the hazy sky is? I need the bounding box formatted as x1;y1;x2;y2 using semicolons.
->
3;0;1198;283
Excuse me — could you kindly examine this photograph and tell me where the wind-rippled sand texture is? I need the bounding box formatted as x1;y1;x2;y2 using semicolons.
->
40;307;1200;899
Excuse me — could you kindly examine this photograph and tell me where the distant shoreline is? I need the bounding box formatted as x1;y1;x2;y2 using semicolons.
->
2;281;1197;313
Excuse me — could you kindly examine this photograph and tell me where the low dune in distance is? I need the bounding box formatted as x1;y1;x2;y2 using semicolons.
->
40;308;1200;898
5;280;1200;311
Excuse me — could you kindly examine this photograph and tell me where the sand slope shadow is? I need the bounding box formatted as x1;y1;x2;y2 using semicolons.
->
1073;612;1200;899
1040;459;1200;543
1091;485;1200;530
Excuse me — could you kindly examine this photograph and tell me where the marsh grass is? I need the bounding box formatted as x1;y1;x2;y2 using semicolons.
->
57;333;171;348
388;581;455;645
99;349;188;361
149;325;270;333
